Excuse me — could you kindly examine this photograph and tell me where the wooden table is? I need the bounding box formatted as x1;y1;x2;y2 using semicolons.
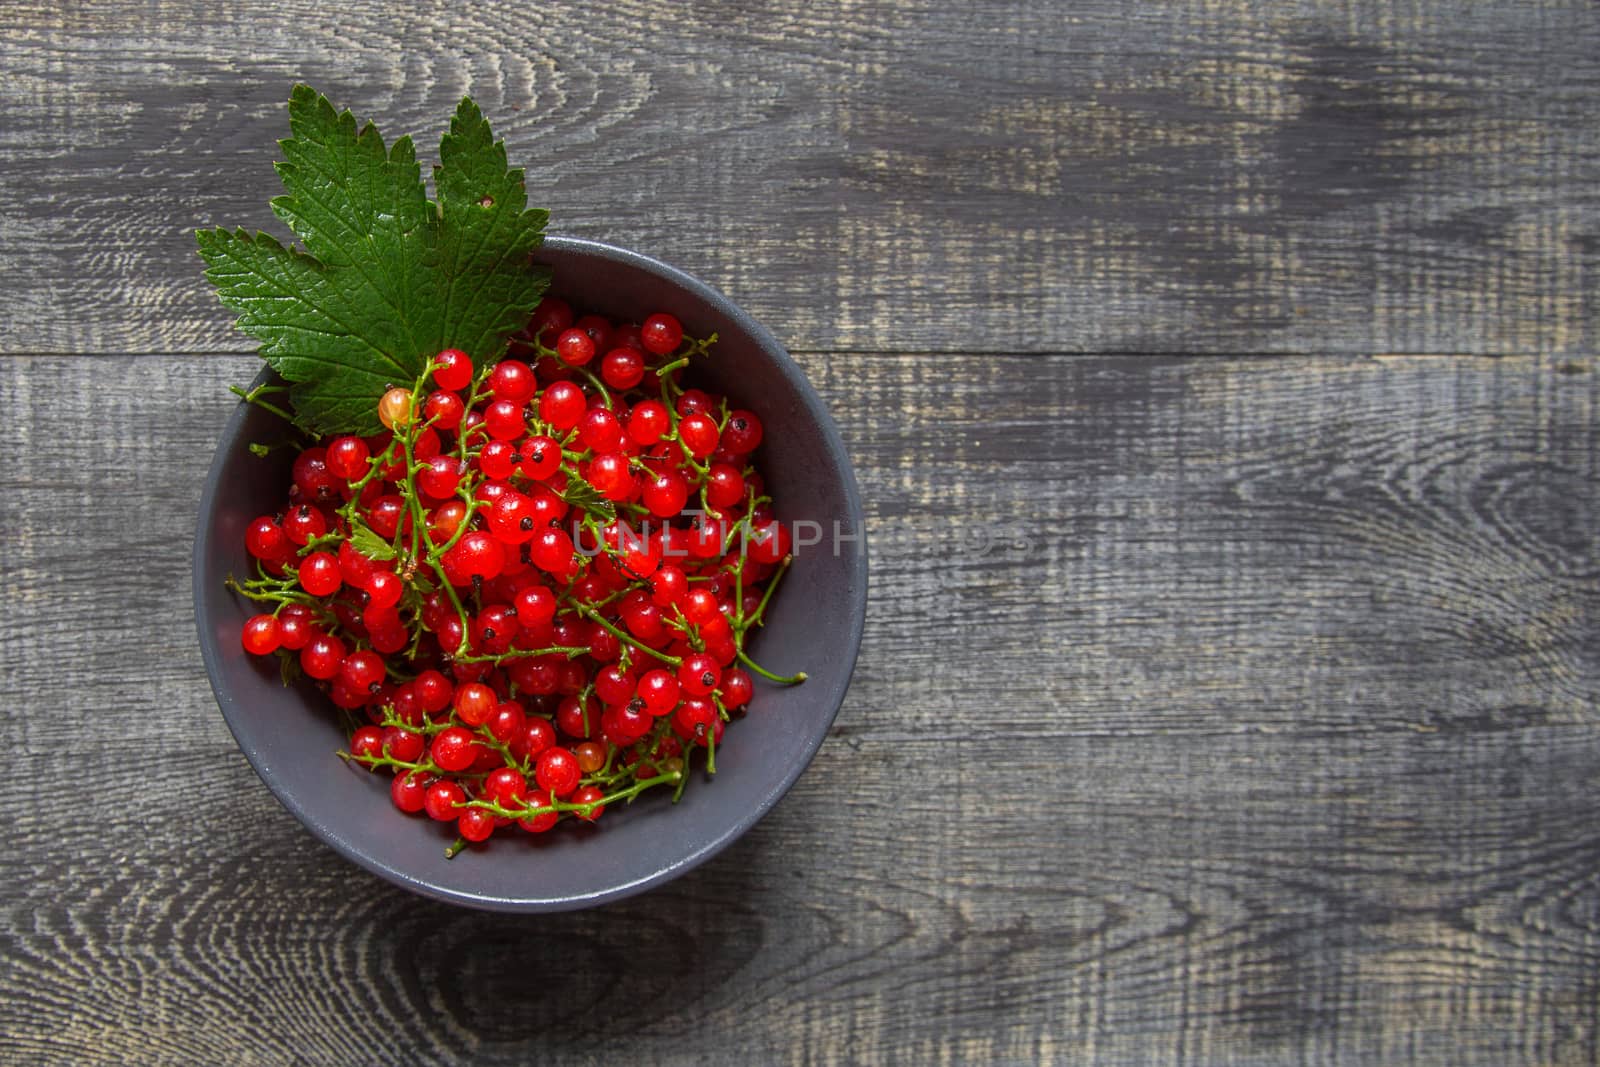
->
4;2;1598;1063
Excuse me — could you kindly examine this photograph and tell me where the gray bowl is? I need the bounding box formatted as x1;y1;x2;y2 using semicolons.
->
193;236;867;912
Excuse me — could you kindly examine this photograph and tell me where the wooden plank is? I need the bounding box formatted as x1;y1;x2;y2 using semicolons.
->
1;351;1597;1064
1;1;1598;357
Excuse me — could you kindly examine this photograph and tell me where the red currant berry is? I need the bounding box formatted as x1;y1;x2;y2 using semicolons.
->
571;785;606;822
672;697;719;746
538;380;585;431
622;597;665;641
487;491;538;544
458;806;496;843
594;665;636;706
519;435;562;481
527;296;573;342
414;669;453;714
424;778;465;821
721;409;764;454
452;682;497;727
555;328;596;366
556;694;597;739
283;504;329;546
626;399;670;446
521;718;557;761
484;398;526;441
246;515;290;561
600;703;652;747
363;569;404;612
535;746;582;797
681;587;721;627
275;605;315;651
424;389;465;430
513;585;558;630
678;652;721;697
350;725;385;761
433;348;474;390
338;650;386;694
640;312;683;355
649;566;688;608
292;447;339;503
748;519;791;565
705;463;746;509
637;669;681;716
300;633;346;680
518;787;559;833
678;413;720;458
442;531;506;584
484;766;528;808
366;495;406;540
417;455;463;500
676;388;714;417
383;726;426;763
298;551;342;597
241;614;281;655
487;701;528;744
600;347;645;390
530;527;575;576
720;667;754;710
642;469;690;518
337;540;377;587
585;452;635;502
325;436;371;481
430;726;477;772
578;408;624;453
391;771;429;813
490;359;536;404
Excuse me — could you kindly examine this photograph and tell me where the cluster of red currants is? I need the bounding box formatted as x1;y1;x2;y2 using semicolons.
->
230;300;801;854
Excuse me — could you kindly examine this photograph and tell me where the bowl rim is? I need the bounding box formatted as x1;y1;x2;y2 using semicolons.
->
192;234;868;911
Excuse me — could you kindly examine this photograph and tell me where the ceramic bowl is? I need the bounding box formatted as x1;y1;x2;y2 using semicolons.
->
193;237;867;911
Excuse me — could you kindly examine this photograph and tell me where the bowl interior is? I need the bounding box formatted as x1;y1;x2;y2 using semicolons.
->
194;237;866;911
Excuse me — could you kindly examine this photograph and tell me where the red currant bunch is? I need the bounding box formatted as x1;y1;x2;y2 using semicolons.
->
229;298;805;856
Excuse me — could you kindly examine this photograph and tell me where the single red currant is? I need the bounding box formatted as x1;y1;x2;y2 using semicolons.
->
520;435;562;481
241;614;281;655
433;348;474;391
600;347;645;389
535;747;582;797
538;380;585;431
490;359;536;404
391;771;429;813
298;551;342;597
555;328;596;366
571;785;606;822
300;633;346;680
627;399;670;446
430;726;478;772
678;413;720;458
325;435;371;481
640;312;683;355
424;779;465;821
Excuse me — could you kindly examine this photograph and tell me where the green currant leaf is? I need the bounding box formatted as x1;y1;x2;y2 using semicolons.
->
348;521;399;562
196;85;548;435
558;478;617;521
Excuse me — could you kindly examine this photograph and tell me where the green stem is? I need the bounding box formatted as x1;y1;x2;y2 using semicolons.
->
736;648;807;686
230;382;297;424
736;553;792;635
575;604;683;667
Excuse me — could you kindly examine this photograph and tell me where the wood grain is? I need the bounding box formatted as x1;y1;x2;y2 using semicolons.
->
2;352;1598;1065
1;1;1598;357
